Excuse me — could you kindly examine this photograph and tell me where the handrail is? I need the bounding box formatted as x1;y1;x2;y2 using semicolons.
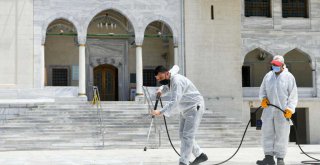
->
92;86;105;147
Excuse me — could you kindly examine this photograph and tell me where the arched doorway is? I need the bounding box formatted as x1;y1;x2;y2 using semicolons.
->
86;9;134;101
94;64;118;101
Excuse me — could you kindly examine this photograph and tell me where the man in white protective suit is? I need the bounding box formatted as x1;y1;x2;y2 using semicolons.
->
152;65;208;165
257;55;298;165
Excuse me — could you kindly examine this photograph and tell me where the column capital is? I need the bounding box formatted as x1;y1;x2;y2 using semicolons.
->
78;35;87;45
41;37;46;45
173;36;179;47
135;33;144;46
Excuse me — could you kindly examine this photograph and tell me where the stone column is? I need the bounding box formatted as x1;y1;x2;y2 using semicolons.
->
174;45;179;66
312;61;317;97
79;44;86;96
136;45;143;96
40;44;45;88
316;58;320;98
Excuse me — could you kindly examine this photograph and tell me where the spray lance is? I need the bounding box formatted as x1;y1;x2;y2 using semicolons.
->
143;94;160;151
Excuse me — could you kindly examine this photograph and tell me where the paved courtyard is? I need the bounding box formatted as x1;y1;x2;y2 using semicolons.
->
0;145;319;165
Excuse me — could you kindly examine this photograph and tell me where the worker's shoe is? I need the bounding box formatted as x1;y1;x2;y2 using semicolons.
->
190;153;208;165
277;158;285;165
256;155;275;165
179;162;187;165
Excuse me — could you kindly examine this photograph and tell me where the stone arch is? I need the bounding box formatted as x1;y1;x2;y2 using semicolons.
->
140;15;179;46
242;48;273;87
283;48;313;87
283;48;313;64
241;47;273;64
41;13;80;44
83;4;138;40
242;46;273;61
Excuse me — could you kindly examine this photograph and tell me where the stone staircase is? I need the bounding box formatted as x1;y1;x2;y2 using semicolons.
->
0;97;262;151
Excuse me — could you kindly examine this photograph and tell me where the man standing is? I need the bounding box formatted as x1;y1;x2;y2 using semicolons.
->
257;55;298;165
152;65;208;165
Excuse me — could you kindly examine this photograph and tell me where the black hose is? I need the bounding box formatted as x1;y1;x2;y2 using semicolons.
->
158;97;181;157
267;104;320;165
158;96;320;165
159;97;260;165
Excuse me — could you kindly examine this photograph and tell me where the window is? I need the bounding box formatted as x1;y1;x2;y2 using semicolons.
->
143;69;157;86
245;0;271;17
52;68;68;86
282;0;308;18
130;73;136;83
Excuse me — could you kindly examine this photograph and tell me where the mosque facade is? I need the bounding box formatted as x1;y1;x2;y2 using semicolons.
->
0;0;319;144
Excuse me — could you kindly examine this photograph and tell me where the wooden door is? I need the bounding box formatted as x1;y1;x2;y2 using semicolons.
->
94;64;118;101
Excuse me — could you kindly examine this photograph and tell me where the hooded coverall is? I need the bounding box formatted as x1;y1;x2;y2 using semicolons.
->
259;69;298;159
159;67;205;165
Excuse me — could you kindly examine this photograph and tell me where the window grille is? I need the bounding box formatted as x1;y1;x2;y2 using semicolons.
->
52;68;68;86
245;0;271;17
282;0;308;18
143;69;157;86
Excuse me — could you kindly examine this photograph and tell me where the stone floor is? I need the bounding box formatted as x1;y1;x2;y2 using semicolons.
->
0;145;319;165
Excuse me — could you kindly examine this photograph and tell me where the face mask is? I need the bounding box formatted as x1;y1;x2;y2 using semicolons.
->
159;79;170;85
272;66;281;73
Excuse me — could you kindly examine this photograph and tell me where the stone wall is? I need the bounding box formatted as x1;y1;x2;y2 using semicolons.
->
0;0;33;88
241;0;320;98
185;0;242;118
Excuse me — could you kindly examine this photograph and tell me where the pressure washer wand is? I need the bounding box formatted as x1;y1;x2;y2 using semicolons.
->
143;95;160;151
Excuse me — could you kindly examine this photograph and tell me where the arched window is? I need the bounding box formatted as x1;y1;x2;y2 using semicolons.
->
242;48;273;87
245;0;271;17
282;0;308;18
284;49;312;87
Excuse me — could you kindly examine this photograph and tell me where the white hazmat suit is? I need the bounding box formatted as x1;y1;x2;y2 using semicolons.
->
259;68;298;159
159;65;205;165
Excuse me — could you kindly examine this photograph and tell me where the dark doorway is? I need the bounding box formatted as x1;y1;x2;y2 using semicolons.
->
290;108;308;144
250;107;263;129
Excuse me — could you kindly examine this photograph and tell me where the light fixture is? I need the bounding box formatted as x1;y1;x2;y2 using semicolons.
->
258;49;267;61
97;13;117;30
